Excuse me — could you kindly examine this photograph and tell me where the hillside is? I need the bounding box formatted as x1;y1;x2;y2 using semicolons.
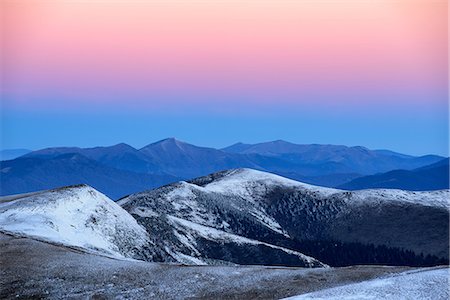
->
0;185;157;259
120;169;449;267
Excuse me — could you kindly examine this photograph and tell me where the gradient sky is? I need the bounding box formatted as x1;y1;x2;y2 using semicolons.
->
1;0;448;155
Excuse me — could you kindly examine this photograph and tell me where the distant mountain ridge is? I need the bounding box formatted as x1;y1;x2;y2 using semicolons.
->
0;153;179;199
0;149;31;161
339;158;449;191
222;140;443;175
1;138;445;198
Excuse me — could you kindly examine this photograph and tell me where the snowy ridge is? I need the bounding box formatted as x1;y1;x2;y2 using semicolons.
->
0;185;151;259
351;189;450;209
200;168;450;209
202;169;339;197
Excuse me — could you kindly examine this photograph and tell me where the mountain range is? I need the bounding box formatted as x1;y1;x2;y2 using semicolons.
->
1;169;448;298
339;158;450;191
1;169;448;267
1;138;447;199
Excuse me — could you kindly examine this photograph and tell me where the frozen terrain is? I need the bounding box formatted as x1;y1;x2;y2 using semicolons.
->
0;185;153;259
284;268;449;300
2;233;445;300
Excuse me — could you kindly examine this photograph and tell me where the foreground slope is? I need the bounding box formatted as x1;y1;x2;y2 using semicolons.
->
0;185;159;260
120;169;449;266
285;268;449;300
3;233;445;300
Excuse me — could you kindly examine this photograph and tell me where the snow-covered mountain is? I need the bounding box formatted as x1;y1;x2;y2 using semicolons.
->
1;168;448;268
120;169;449;267
119;175;325;267
0;185;161;260
0;181;324;267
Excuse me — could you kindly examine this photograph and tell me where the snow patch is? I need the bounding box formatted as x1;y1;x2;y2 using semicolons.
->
168;215;327;267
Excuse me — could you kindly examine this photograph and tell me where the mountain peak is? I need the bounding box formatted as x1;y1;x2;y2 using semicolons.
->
111;143;135;150
146;137;187;147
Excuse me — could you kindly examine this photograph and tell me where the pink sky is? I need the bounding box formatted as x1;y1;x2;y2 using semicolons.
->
1;0;447;109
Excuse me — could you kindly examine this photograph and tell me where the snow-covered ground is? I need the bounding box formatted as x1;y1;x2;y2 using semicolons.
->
351;189;450;209
284;268;449;300
168;215;326;267
0;185;150;258
2;232;432;300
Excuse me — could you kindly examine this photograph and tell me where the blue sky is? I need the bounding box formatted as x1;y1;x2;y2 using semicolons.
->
1;104;448;156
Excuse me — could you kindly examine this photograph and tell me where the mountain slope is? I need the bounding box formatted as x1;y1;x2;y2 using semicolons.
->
0;185;158;259
119;178;325;267
339;158;449;191
0;153;178;199
120;169;449;267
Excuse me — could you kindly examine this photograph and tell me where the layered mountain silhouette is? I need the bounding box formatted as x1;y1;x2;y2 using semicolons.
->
339;158;449;191
223;140;443;175
0;138;445;198
0;153;178;199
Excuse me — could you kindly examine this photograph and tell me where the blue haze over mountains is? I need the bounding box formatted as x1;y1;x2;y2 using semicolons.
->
0;138;447;199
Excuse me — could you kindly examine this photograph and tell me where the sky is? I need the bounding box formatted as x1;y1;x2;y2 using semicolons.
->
1;0;448;155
